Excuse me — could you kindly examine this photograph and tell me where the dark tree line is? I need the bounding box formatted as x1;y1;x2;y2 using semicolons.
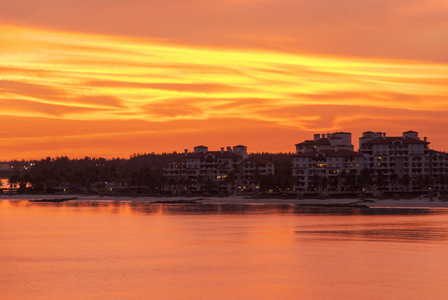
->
3;152;445;194
2;153;184;194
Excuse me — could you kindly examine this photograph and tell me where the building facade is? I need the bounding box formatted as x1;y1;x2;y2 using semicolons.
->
293;132;362;192
239;157;275;191
429;150;448;192
293;130;448;194
358;130;431;192
163;145;274;193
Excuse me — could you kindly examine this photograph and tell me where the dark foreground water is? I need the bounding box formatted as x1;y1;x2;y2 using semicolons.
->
1;200;448;299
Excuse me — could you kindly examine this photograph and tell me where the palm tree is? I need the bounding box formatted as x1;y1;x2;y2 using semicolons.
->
400;174;411;192
224;168;239;192
318;176;328;191
8;175;19;189
389;172;398;192
310;174;321;191
375;171;386;191
345;172;359;192
327;175;339;192
358;168;372;192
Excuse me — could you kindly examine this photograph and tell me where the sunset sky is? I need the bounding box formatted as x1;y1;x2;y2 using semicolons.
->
1;0;448;160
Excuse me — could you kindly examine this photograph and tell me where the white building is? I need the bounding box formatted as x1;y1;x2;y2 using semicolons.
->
293;132;362;192
164;145;265;193
293;149;363;192
359;130;431;192
295;132;354;154
429;150;448;192
239;157;275;191
292;130;444;193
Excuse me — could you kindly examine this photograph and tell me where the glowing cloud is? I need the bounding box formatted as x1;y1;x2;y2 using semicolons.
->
0;23;448;159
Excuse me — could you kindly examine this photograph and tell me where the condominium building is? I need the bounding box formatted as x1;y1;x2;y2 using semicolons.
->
293;132;362;192
240;157;275;191
163;145;274;193
429;150;448;191
358;130;431;191
293;130;447;193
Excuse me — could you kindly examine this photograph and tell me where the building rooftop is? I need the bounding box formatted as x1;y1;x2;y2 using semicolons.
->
363;137;428;145
295;138;331;146
186;151;243;159
294;149;363;158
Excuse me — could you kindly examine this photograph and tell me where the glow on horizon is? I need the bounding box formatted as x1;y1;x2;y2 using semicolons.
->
1;24;448;160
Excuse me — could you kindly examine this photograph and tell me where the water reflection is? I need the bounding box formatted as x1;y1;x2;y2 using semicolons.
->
15;200;448;217
5;199;448;242
2;199;448;299
297;228;448;242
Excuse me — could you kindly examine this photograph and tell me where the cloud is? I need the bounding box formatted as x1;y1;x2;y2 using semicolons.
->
291;91;448;110
73;96;124;108
142;98;204;118
0;98;112;117
0;80;125;110
87;80;256;93
1;23;448;159
0;80;66;100
1;0;447;62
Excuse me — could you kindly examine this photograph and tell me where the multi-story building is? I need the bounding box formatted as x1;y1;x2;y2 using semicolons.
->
295;132;354;153
293;130;448;194
164;130;447;195
429;150;448;192
163;145;274;193
293;150;363;192
293;133;362;192
239;157;275;191
358;130;431;192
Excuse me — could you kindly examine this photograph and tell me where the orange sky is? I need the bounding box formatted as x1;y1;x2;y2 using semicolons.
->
1;0;448;160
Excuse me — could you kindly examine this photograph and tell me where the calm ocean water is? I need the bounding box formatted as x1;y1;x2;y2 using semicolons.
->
1;200;448;299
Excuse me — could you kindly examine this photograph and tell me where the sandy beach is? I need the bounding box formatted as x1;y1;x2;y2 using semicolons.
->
1;194;447;208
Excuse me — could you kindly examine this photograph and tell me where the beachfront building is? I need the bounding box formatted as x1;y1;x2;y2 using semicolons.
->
239;157;275;192
429;150;448;192
358;130;431;192
293;132;363;192
295;132;354;154
163;145;269;193
293;130;448;194
293;149;363;192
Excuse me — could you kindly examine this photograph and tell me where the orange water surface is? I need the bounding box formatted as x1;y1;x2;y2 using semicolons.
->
1;200;448;299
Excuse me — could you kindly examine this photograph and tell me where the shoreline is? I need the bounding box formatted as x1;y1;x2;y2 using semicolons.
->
1;194;448;208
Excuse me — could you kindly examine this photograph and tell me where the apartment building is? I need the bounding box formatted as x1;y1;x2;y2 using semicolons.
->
295;132;354;153
358;130;431;192
429;150;448;191
293;132;362;192
163;145;274;193
239;157;275;191
293;130;448;193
